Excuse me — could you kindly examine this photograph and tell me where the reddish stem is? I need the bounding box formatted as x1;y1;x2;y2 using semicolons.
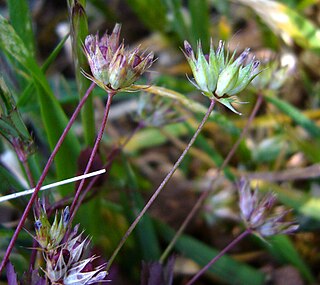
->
106;99;216;271
68;91;115;224
0;82;95;274
186;229;252;285
159;94;263;263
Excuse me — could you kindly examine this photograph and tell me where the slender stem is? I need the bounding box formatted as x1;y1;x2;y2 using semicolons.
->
160;93;263;263
0;82;95;274
69;91;115;224
19;159;37;271
48;123;143;215
186;229;252;285
75;122;144;211
106;99;216;272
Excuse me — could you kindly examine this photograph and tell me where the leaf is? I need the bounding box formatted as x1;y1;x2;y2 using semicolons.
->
0;16;81;190
163;0;190;42
0;76;34;156
238;0;320;52
264;93;320;138
126;0;167;31
68;0;95;146
17;33;70;107
188;0;210;50
121;154;161;260
7;0;35;55
268;235;315;283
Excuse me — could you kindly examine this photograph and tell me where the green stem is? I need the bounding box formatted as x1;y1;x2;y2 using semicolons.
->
106;99;216;272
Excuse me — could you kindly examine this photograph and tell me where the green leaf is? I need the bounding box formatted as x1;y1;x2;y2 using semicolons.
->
158;222;266;285
7;0;35;55
126;0;167;31
188;0;210;50
121;155;161;260
68;0;95;146
0;76;33;156
0;16;81;191
268;235;315;283
164;0;190;42
264;93;320;138
239;0;320;52
17;33;70;107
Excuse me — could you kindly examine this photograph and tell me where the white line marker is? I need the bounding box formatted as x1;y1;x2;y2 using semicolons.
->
0;169;106;203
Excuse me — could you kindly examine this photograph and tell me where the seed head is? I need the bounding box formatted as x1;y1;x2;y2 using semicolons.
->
83;23;154;92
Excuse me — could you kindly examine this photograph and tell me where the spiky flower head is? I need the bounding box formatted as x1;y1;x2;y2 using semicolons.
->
45;227;107;284
34;206;70;250
83;23;154;92
238;179;299;238
183;40;260;114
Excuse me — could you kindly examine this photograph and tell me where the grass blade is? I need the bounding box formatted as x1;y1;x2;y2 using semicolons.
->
68;0;95;146
7;0;35;55
188;0;210;50
0;16;81;191
264;93;320;138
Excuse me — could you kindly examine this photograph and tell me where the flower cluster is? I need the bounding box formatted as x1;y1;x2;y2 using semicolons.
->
34;206;107;284
44;227;106;285
183;40;260;114
238;179;299;238
83;23;154;92
34;205;70;250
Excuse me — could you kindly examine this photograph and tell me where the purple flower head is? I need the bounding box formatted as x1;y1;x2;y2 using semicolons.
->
83;23;154;92
238;179;298;238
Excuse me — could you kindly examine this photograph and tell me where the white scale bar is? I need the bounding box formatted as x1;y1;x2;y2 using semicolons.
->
0;169;106;203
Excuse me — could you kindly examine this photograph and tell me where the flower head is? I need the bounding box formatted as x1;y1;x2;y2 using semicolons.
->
34;205;70;250
83;23;154;92
45;227;107;284
183;40;260;114
238;179;299;238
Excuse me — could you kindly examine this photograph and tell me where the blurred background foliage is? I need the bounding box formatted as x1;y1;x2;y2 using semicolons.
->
0;0;320;284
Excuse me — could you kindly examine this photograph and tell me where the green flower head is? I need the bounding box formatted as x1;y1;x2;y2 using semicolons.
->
183;40;261;114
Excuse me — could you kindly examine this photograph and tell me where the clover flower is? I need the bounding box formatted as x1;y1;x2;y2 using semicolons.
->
183;40;260;114
83;23;154;92
238;179;299;237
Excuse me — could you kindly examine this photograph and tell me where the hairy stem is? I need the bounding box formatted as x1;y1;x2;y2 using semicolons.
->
186;229;252;285
106;99;216;272
160;93;263;263
0;82;96;274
